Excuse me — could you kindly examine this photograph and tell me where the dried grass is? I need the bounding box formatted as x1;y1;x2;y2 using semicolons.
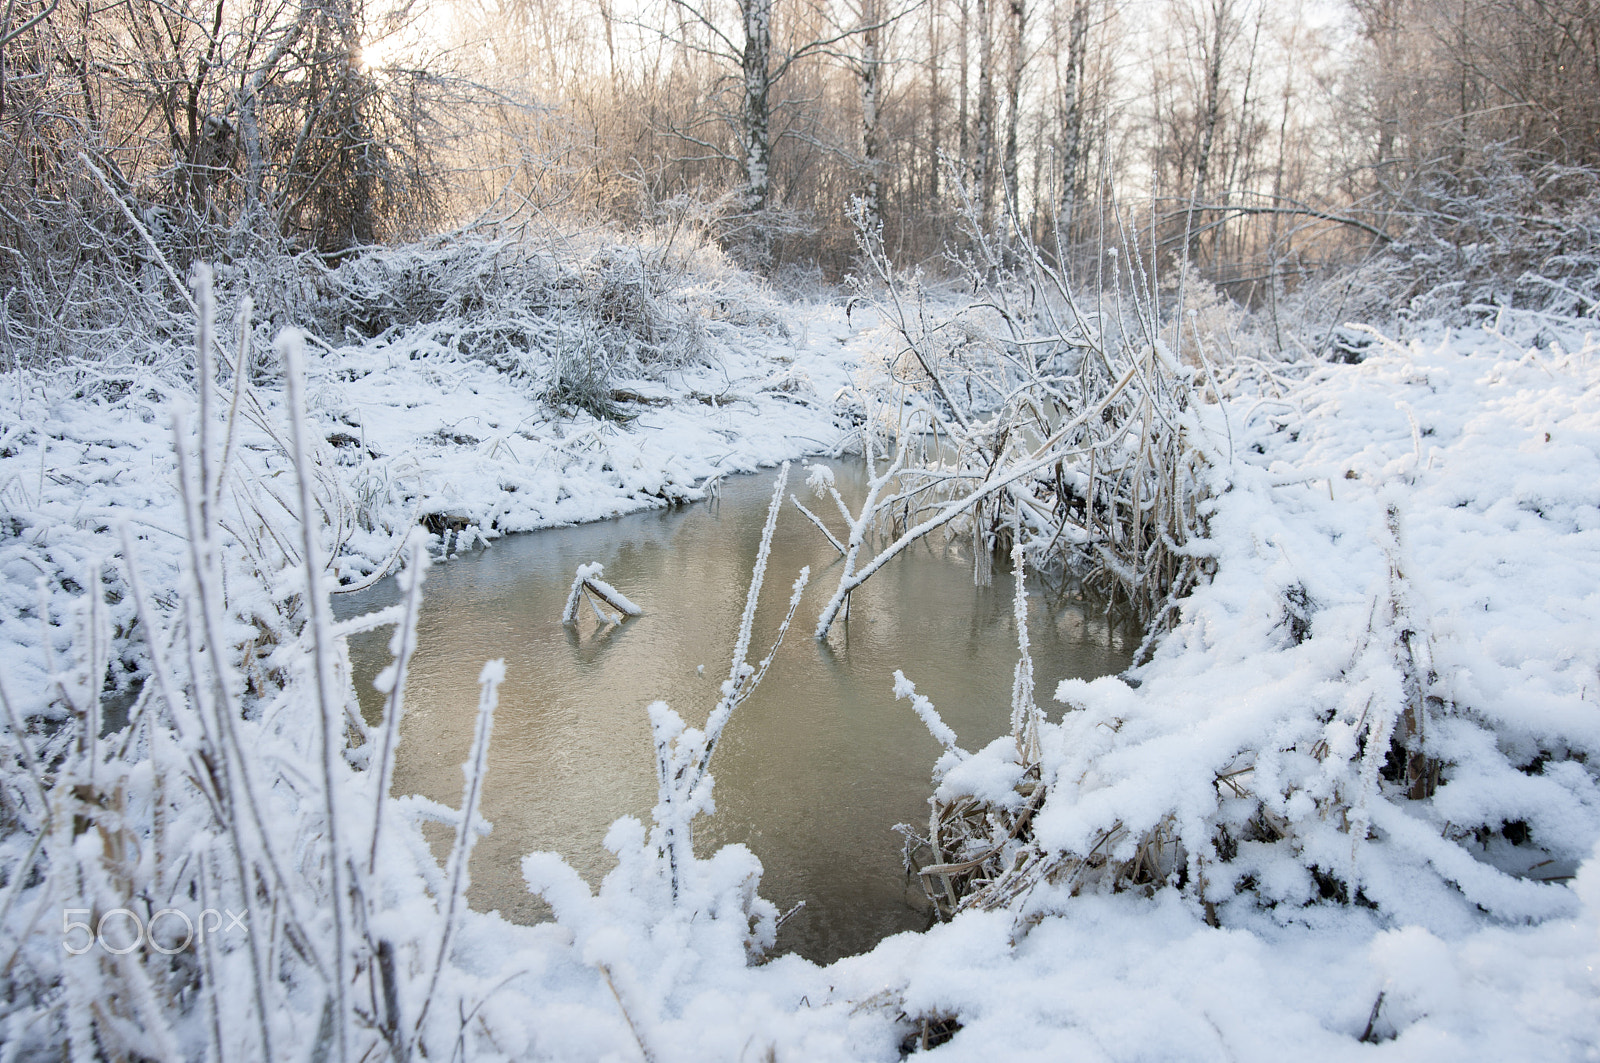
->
855;193;1230;922
0;269;516;1059
821;194;1215;644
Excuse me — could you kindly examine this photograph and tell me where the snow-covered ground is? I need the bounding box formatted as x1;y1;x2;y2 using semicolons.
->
3;275;1598;1059
880;322;1600;1059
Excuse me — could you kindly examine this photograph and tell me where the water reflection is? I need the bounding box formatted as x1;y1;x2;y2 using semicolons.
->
341;460;1134;964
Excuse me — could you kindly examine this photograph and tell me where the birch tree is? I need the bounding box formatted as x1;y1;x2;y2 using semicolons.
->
973;0;996;228
857;0;884;228
1001;0;1026;224
1054;0;1092;235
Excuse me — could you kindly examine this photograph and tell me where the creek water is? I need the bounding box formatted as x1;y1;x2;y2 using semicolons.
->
340;460;1134;964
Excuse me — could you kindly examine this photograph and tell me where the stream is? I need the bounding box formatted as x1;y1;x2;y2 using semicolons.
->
340;460;1134;964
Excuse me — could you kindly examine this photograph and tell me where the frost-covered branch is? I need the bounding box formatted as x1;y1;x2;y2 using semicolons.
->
368;531;430;876
648;463;807;899
824;194;1215;642
562;561;643;624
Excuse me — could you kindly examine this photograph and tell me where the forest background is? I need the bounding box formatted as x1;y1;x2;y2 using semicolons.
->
4;0;1599;341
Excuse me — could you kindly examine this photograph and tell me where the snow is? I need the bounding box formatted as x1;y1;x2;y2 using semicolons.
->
4;262;1600;1059
562;561;643;623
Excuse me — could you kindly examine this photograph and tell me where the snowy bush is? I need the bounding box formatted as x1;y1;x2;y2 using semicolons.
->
1263;151;1600;357
296;233;784;419
896;322;1600;948
1391;153;1600;322
833;196;1213;638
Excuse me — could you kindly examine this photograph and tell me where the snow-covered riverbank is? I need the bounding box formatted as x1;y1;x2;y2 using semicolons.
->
855;321;1600;1059
3;273;1598;1058
0;289;858;710
499;318;1600;1061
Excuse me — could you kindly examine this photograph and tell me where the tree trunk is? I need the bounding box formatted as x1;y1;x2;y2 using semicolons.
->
975;0;995;228
928;0;942;203
741;0;774;214
1002;0;1026;232
959;0;970;165
1188;0;1229;256
859;0;883;230
1219;2;1262;266
1057;0;1089;250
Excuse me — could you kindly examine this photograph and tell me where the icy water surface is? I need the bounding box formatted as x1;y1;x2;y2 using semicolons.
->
341;461;1134;964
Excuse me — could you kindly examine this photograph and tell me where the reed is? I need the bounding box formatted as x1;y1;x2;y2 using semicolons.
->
820;194;1216;644
647;463;810;898
0;267;512;1060
853;190;1231;923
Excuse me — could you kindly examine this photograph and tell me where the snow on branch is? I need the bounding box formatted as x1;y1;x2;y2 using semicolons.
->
893;670;964;757
648;463;808;900
561;562;643;624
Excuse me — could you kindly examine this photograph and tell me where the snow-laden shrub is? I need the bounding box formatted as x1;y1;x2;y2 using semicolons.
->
830;197;1213;639
0;179;791;431
262;231;784;420
1392;154;1600;320
899;324;1600;940
1262;152;1600;356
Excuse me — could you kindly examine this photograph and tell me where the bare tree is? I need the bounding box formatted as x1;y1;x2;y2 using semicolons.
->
1055;0;1092;236
973;0;996;228
660;0;889;217
926;0;944;204
857;0;885;228
1001;0;1027;225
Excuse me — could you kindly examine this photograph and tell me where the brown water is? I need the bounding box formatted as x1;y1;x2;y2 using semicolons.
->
340;461;1134;964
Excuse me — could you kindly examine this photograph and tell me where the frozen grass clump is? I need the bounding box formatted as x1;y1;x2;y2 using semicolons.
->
297;231;787;421
0;274;476;1057
832;191;1214;640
